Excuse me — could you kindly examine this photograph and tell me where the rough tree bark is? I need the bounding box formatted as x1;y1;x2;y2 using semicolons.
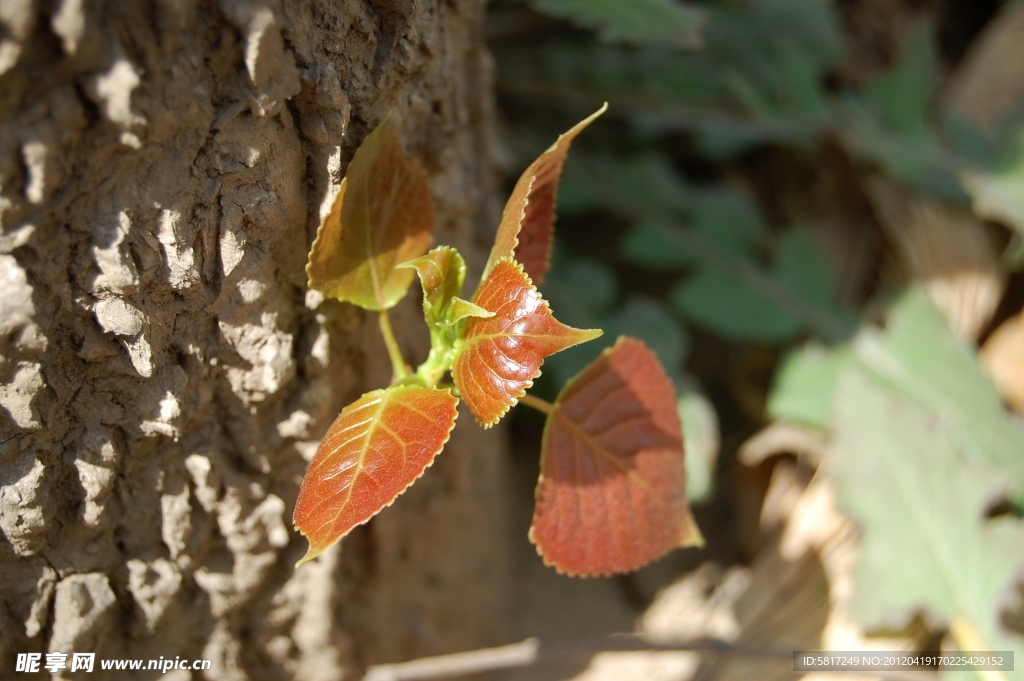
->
0;0;511;678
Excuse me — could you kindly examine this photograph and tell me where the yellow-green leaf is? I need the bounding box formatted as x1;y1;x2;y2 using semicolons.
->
306;119;435;310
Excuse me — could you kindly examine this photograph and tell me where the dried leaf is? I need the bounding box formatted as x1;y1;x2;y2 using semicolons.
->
980;308;1024;416
530;337;703;576
306;119;435;310
944;0;1024;132
452;258;601;427
293;385;458;564
484;104;607;285
867;178;1004;340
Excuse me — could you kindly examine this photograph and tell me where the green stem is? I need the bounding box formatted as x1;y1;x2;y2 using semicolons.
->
378;310;409;380
518;393;554;415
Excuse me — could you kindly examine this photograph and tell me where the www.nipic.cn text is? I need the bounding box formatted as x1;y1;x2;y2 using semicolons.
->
15;652;213;674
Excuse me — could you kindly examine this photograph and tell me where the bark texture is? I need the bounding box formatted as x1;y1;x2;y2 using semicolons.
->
0;0;510;678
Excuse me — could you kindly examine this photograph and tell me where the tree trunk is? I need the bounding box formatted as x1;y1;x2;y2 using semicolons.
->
0;0;510;678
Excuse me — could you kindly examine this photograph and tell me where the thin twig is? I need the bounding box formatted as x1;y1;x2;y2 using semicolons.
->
363;639;540;681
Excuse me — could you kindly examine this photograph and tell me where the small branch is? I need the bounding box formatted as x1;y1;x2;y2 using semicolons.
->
363;639;539;681
378;310;409;380
518;393;554;415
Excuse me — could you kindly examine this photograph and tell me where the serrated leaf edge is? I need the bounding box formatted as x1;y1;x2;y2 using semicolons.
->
483;103;609;283
527;336;703;577
456;257;602;429
305;177;347;292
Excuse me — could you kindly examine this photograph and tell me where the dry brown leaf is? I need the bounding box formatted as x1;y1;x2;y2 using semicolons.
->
980;308;1024;416
867;178;1005;341
944;1;1024;132
739;421;830;468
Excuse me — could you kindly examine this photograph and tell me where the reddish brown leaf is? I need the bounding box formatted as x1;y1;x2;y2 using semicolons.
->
306;119;435;310
293;385;458;564
453;258;601;427
529;337;704;576
484;103;607;285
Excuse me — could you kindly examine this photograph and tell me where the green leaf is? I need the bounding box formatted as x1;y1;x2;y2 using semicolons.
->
773;228;834;312
543;295;688;388
676;375;719;504
768;342;848;429
849;288;1024;503
839;22;969;201
776;40;827;119
830;363;1024;659
542;252;619;329
561;153;695;219
621;192;766;270
671;266;800;342
962;126;1024;240
500;0;839;143
863;21;936;140
604;297;689;375
306;119;435;310
449;298;493;325
622;218;700;270
670;230;836;343
530;0;708;50
399;246;468;329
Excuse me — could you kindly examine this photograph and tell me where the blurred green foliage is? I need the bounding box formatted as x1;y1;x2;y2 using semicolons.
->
529;0;708;50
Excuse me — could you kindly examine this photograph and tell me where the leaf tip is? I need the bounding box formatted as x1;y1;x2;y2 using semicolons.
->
680;518;705;549
294;548;320;569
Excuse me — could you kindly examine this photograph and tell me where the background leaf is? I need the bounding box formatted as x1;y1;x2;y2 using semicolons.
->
767;343;848;429
530;337;703;576
541;250;619;330
293;386;458;563
676;376;719;504
453;258;601;427
543;294;689;388
830;364;1024;659
484;104;607;285
306;120;435;310
530;0;708;50
862;21;936;141
670;230;837;343
852;288;1024;503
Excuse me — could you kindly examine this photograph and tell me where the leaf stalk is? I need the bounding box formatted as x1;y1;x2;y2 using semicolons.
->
518;393;555;415
378;310;409;380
